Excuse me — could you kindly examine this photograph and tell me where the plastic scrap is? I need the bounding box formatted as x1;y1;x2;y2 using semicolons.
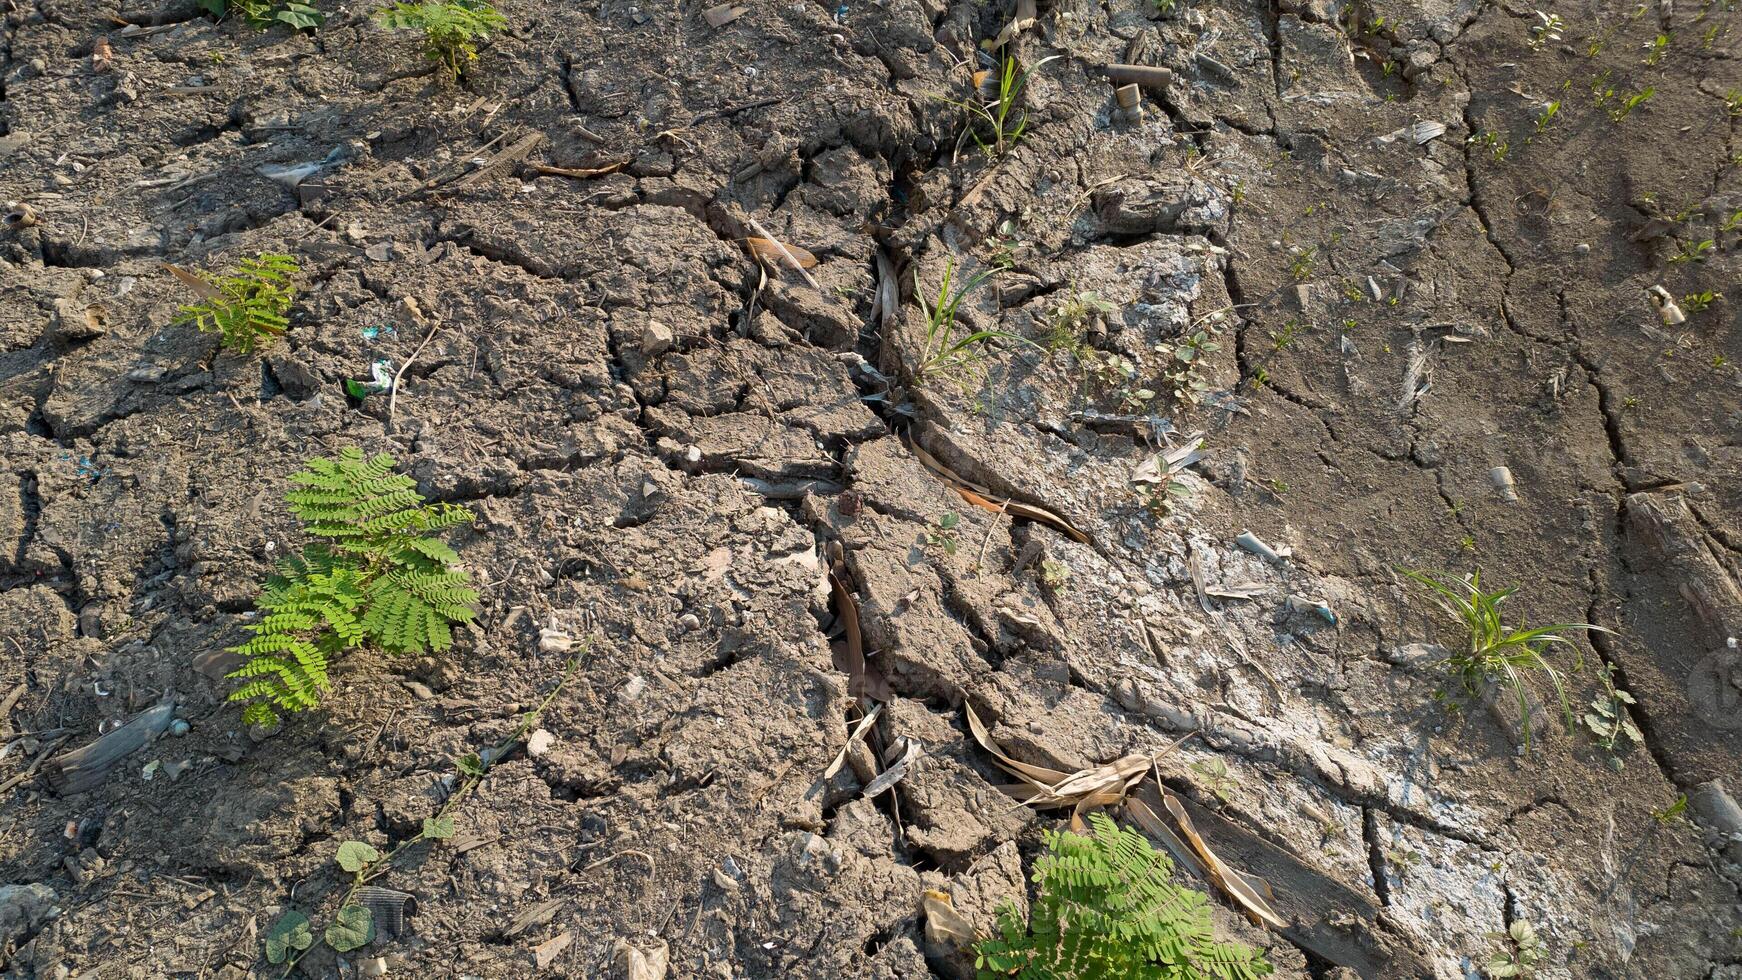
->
1235;530;1291;562
1284;594;1337;625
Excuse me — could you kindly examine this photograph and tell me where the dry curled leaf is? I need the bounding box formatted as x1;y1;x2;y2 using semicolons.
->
745;236;818;270
92;37;114;73
162;263;222;301
922;889;981;947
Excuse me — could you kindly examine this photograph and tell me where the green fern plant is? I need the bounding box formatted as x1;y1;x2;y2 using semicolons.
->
171;252;299;355
372;0;507;78
228;448;478;727
975;812;1272;979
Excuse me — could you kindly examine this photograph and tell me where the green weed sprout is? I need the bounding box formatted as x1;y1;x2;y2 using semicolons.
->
974;812;1272;978
914;257;1032;384
373;1;507;79
1403;569;1610;749
945;55;1059;158
172;252;299;355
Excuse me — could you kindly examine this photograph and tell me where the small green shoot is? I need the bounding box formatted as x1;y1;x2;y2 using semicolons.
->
1190;757;1237;804
1582;662;1643;769
1683;290;1721;313
1042;289;1117;350
1039;558;1070;590
171;252;299;355
925;511;960;556
1403;569;1611;749
914;258;1030;385
945;54;1058;158
1485;920;1548;978
1642;32;1670;66
269;657;580;974
1607;87;1654;122
373;1;507;79
1668;239;1715;264
1651;793;1689;824
1287;245;1317;282
1156;329;1222;405
199;0;324;29
1529;11;1564;51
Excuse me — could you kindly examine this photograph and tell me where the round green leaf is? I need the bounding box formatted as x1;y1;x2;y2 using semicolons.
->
324;903;375;953
265;909;313;964
335;840;380;874
423;815;456;840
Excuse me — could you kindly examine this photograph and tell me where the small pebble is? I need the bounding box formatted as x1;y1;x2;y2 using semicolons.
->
677;612;701;632
168;719;190;737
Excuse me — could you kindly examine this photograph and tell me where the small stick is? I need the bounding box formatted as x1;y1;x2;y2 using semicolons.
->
0;734;72;795
581;848;657;875
387;321;443;427
972;499;1012;573
746;216;821;291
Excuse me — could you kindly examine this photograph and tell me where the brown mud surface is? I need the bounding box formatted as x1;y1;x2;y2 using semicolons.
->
2;0;1741;976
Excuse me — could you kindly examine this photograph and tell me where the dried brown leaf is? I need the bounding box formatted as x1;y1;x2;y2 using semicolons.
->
922;889;981;947
703;3;748;27
92;37;114;73
162;263;222;301
746;236;819;269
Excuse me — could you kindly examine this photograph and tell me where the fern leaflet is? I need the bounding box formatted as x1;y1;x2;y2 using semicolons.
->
974;813;1273;980
227;448;478;725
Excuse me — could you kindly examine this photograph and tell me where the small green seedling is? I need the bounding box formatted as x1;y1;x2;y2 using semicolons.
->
172;252;299;355
1582;662;1643;769
1485;919;1548;978
1403;569;1611;750
1726;89;1742;116
925;511;960;556
1683;291;1720;314
974;813;1272;978
1039;558;1070;590
1529;11;1564;50
1651;793;1689;824
373;1;507;79
199;0;324;29
1642;32;1670;65
1043;289;1117;350
268;658;580;974
228;448;479;727
944;54;1058;158
1190;757;1237;804
1287;245;1317;282
1607;87;1654;122
1156;329;1221;405
1668;239;1715;264
1534;100;1561;135
1269;318;1307;351
915;258;1029;384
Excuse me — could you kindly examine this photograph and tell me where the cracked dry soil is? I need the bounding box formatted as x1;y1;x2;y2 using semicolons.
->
3;0;1742;976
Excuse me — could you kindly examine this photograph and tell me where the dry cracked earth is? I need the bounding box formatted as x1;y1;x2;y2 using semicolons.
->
2;0;1742;976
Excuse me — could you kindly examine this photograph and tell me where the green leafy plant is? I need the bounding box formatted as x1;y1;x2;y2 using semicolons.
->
172;253;299;355
1668;238;1715;264
1484;919;1548;978
1607;87;1654;122
1651;793;1689;824
974;812;1272;979
1286;245;1317;282
915;258;1030;384
1403;569;1610;749
372;0;507;78
228;448;479;726
1582;662;1643;769
199;0;324;29
945;54;1059;158
1528;10;1563;50
1039;558;1071;590
1268;319;1307;352
1641;32;1670;65
1043;290;1118;351
926;511;961;556
267;658;579;974
1156;329;1222;406
1190;758;1237;805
